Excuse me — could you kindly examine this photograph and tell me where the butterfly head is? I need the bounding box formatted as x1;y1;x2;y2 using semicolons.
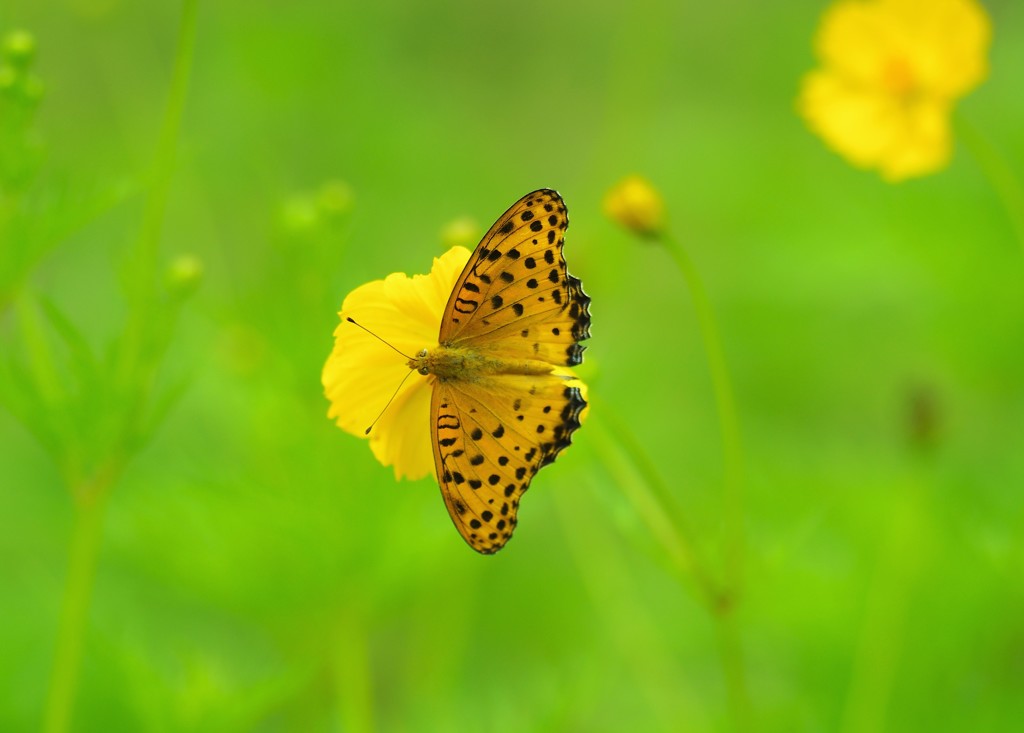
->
408;346;457;378
410;348;430;376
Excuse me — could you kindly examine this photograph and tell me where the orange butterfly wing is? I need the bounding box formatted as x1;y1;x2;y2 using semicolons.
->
431;373;587;554
431;189;591;553
439;189;591;366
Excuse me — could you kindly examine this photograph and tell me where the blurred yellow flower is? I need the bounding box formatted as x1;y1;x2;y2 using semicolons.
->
603;175;666;237
798;0;991;181
322;246;471;480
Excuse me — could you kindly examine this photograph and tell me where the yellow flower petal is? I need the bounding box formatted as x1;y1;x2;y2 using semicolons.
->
366;372;435;480
884;0;991;97
321;246;471;480
816;1;901;88
878;97;951;182
801;70;892;168
800;69;951;181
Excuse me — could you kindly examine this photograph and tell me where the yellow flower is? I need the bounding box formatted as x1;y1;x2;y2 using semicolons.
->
322;245;590;485
322;247;469;480
798;0;991;181
603;175;666;238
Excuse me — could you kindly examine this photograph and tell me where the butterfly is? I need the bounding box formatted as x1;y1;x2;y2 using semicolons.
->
411;189;591;554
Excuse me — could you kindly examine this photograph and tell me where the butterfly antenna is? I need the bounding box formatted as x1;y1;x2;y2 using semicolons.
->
364;368;416;435
346;317;415;360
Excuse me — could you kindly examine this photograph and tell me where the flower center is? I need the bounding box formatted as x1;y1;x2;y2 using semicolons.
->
881;55;916;97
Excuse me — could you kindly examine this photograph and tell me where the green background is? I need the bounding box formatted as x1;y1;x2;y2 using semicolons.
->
2;0;1022;731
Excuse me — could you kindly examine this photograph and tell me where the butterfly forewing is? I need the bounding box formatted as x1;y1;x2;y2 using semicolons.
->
431;374;587;554
439;189;591;367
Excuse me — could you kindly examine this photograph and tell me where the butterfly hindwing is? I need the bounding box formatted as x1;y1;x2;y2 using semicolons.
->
439;189;591;367
431;373;587;554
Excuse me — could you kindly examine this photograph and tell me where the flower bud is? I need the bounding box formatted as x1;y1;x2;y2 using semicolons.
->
440;216;480;250
279;194;320;234
316;179;353;217
166;254;204;298
603;175;665;238
2;30;36;69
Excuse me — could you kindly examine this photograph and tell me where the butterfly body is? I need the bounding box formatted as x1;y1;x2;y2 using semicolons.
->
424;188;591;555
410;347;554;382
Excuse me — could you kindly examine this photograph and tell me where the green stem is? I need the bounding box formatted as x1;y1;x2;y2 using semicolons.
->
955;114;1024;255
589;403;718;606
14;291;63;404
140;0;197;280
660;231;746;592
715;606;751;733
552;479;690;731
841;476;928;733
42;2;198;729
589;405;751;731
43;478;113;733
116;0;198;388
333;609;375;733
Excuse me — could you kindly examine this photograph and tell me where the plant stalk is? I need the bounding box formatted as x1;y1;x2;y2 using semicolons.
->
589;404;718;606
41;1;198;729
715;605;752;733
660;231;746;592
116;0;199;388
589;406;751;731
43;479;112;733
956;114;1024;255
